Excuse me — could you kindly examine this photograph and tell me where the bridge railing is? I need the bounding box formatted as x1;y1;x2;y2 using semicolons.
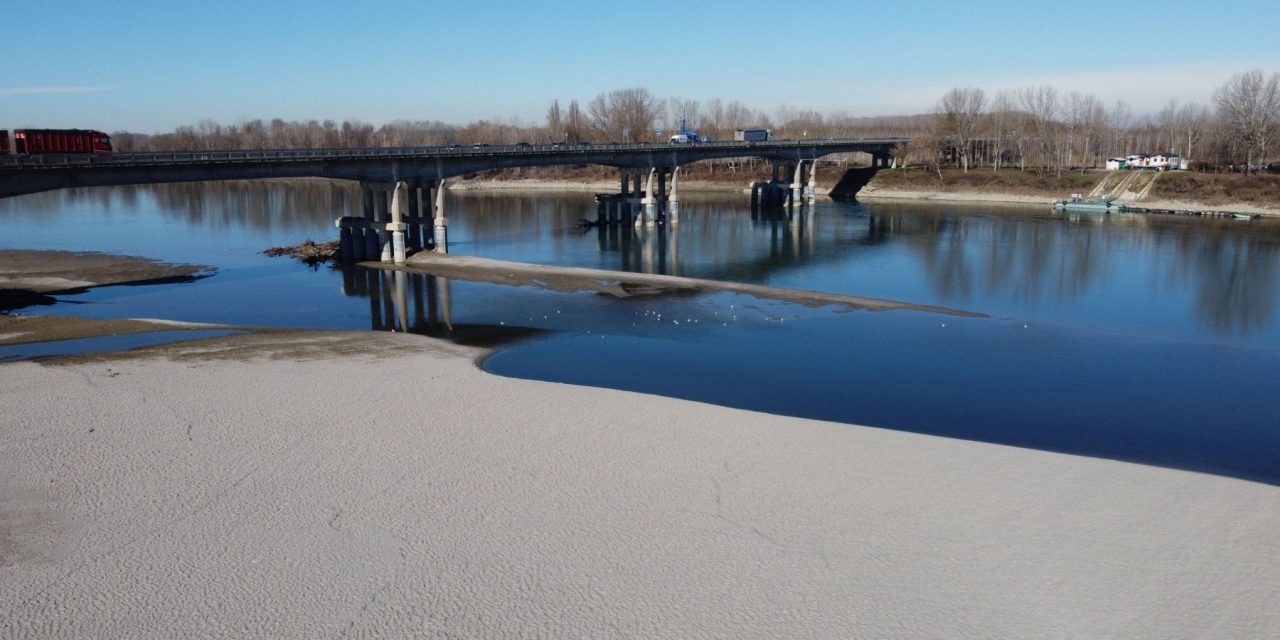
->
0;138;907;169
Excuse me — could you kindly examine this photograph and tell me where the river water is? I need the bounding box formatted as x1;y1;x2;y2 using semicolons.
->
3;183;1278;484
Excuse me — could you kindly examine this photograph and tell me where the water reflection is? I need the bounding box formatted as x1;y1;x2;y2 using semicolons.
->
5;183;1280;483
335;265;543;347
857;204;1280;338
3;182;1279;339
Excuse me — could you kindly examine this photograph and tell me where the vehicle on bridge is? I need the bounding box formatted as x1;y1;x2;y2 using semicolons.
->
0;130;8;155
668;115;702;144
4;129;113;154
734;128;772;143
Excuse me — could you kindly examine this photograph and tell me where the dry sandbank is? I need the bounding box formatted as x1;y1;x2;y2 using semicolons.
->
450;178;770;194
2;328;1278;638
0;314;221;346
0;250;213;313
0;250;211;294
398;252;986;317
857;187;1057;205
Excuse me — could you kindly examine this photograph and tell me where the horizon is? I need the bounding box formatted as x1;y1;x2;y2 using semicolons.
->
4;0;1280;134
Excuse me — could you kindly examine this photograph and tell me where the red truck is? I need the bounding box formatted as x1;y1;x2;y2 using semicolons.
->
6;129;112;154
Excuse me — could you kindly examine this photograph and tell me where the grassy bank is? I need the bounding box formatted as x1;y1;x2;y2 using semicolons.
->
1147;172;1280;207
867;168;1099;199
862;168;1280;213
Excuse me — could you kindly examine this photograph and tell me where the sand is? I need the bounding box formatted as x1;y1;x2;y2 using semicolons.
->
3;327;1279;638
0;250;213;313
449;178;752;194
857;187;1057;206
397;252;986;318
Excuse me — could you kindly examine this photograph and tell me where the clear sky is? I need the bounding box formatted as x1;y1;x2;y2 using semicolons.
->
4;0;1279;133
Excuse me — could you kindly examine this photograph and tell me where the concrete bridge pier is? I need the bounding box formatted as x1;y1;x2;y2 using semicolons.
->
619;170;633;223
807;161;818;203
404;181;424;251
791;161;806;206
335;216;370;261
667;167;680;222
751;180;788;211
387;181;410;264
638;168;658;227
632;169;646;218
432;179;449;253
374;186;394;263
362;184;381;260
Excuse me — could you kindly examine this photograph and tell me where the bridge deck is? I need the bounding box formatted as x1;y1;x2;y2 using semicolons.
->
0;138;906;198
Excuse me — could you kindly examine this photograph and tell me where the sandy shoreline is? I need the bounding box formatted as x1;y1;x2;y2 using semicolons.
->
3;252;1279;637
2;328;1278;637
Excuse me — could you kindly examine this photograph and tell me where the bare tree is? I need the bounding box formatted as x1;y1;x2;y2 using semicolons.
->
587;88;661;142
1019;86;1059;172
565;100;584;143
545;100;564;142
933;87;986;171
1173;102;1211;161
1214;70;1280;173
1063;92;1105;171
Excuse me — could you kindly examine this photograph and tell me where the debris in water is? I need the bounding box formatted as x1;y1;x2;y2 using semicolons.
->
263;240;341;266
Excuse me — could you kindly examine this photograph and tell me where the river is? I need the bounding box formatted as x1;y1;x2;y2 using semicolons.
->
3;182;1278;484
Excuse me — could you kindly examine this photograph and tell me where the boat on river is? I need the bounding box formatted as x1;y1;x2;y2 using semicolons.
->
1052;194;1118;212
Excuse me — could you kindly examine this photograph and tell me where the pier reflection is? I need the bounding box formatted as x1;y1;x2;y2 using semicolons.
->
336;265;543;347
4;183;1279;338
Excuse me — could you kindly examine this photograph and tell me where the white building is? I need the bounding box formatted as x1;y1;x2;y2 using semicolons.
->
1148;153;1181;170
1123;152;1183;170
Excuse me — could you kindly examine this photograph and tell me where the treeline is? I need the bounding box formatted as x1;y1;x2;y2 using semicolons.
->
113;74;1279;175
921;70;1280;174
110;87;930;153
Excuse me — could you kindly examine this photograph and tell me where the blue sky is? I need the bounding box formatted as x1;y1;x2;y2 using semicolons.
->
4;0;1279;133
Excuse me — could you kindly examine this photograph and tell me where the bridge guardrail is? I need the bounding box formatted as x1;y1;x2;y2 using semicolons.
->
0;138;907;170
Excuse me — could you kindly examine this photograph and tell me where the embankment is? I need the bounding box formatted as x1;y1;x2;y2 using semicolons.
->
858;168;1280;216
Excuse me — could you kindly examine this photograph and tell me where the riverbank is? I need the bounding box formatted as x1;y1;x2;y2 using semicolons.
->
860;168;1280;216
4;249;1279;637
0;250;212;313
1;319;1277;638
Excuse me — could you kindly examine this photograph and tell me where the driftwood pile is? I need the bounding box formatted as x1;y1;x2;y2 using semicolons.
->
263;240;341;266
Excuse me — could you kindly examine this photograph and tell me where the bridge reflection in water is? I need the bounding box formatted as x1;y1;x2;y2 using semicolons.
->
337;265;545;347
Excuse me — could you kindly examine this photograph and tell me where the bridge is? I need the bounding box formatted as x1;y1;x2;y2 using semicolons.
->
0;137;905;260
0;138;903;198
